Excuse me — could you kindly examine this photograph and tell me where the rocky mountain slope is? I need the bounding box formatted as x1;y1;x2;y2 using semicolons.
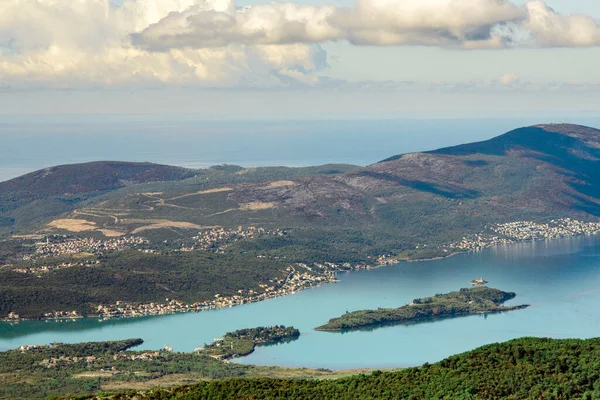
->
2;124;600;244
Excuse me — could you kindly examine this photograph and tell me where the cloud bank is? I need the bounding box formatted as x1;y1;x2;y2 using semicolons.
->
0;0;599;87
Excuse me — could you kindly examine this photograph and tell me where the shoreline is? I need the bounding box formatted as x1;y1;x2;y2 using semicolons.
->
3;227;599;325
315;304;531;332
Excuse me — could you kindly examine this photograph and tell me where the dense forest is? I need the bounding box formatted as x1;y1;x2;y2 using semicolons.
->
0;250;290;318
102;337;600;400
316;286;528;331
202;326;300;360
0;337;354;399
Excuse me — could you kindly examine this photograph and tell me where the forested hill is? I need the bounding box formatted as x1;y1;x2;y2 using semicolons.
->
0;161;196;202
102;337;600;399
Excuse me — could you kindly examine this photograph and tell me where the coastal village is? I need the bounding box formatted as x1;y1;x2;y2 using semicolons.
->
4;219;600;323
23;226;284;260
448;218;600;253
28;236;148;260
188;226;285;252
94;265;340;320
13;260;99;275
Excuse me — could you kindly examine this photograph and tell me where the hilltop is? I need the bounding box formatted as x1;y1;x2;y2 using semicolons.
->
0;161;196;202
3;124;599;239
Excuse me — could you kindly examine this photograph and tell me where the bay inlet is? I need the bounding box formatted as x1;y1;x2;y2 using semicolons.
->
2;235;600;370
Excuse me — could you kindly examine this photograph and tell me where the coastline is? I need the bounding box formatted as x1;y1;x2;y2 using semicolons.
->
315;304;531;332
3;223;599;325
315;288;530;332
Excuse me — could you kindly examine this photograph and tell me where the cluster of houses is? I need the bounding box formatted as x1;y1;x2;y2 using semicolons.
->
42;310;82;320
93;265;339;320
13;260;99;275
450;218;600;252
19;344;48;352
112;351;161;361
491;218;600;241
32;236;148;259
40;355;98;368
178;226;285;253
6;312;20;320
38;352;161;369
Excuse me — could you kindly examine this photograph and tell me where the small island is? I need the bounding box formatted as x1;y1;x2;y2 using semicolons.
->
200;326;300;360
316;287;529;331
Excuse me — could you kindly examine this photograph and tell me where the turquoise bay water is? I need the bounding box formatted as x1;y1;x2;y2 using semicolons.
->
1;236;600;369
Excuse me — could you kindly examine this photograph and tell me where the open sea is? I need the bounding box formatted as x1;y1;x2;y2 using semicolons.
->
3;115;600;182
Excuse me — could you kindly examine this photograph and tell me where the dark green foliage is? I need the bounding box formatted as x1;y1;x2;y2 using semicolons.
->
226;326;300;343
0;339;251;399
316;287;528;331
0;339;143;373
0;251;288;318
202;326;300;359
103;337;600;400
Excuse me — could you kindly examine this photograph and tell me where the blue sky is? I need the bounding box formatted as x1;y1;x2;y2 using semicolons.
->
0;0;599;119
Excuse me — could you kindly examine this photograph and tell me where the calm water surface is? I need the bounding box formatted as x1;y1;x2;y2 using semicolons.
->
2;236;600;369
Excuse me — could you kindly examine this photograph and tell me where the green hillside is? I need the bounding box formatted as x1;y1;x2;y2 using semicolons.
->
98;337;600;400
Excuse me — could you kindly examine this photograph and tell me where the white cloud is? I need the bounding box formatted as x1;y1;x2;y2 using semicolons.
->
133;0;600;50
0;0;599;88
134;0;526;50
499;73;520;85
132;2;341;49
524;1;600;47
330;0;525;48
0;0;328;88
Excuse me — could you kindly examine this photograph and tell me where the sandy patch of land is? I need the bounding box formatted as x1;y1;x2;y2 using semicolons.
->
75;371;122;379
240;202;276;211
98;229;126;237
100;374;205;391
11;234;44;240
168;187;233;201
198;188;233;194
266;180;296;188
48;219;97;232
131;221;204;234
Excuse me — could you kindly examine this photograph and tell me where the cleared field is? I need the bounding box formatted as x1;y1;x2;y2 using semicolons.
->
240;202;276;211
98;229;126;237
265;181;296;188
48;219;97;232
131;220;205;234
168;187;233;201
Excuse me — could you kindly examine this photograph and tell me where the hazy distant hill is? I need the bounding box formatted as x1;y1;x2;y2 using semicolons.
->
2;124;600;241
0;161;196;202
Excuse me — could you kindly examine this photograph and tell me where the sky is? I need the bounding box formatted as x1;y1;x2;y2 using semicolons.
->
0;0;599;119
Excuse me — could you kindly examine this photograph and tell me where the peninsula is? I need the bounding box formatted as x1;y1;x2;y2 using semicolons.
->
200;326;300;360
316;287;529;331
